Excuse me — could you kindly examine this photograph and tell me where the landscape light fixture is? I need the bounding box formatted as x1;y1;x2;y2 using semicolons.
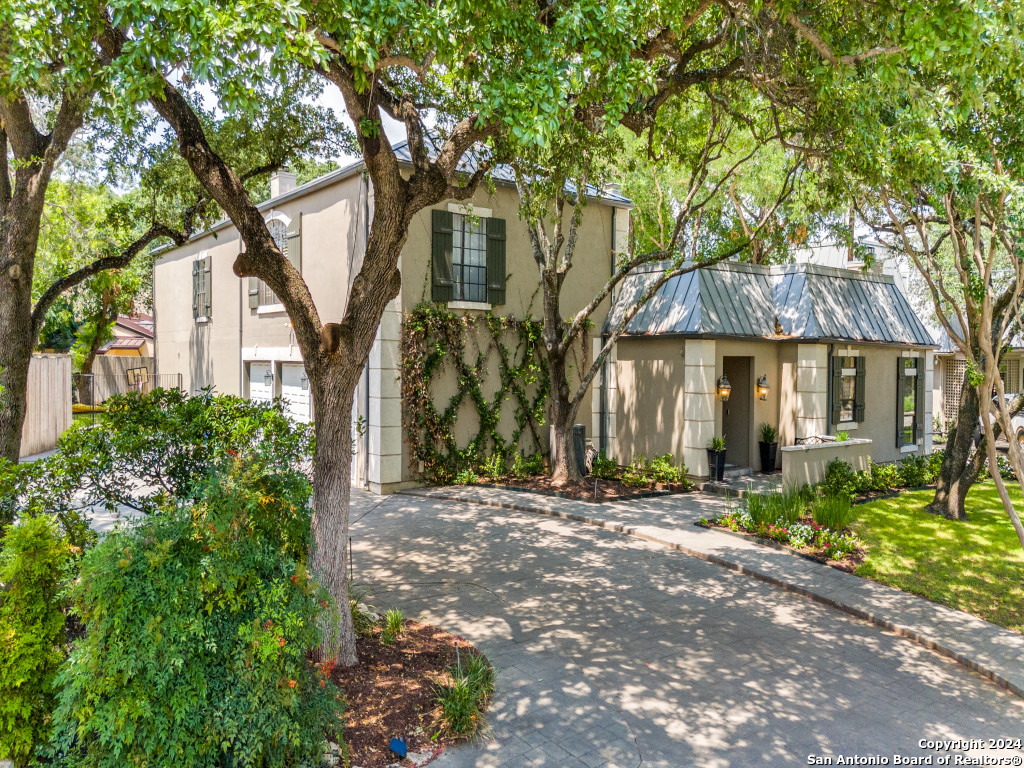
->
756;374;770;401
716;374;732;402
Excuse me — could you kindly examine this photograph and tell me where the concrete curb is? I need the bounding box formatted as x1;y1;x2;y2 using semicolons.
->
398;487;1024;701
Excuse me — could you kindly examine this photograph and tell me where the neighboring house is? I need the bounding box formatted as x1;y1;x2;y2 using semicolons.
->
606;262;937;479
153;144;630;493
932;321;1023;435
100;313;154;357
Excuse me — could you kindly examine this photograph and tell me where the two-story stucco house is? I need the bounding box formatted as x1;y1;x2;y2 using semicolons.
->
153;144;630;493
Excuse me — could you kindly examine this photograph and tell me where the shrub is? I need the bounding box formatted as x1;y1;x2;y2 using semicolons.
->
509;452;545;479
812;495;856;531
853;470;873;495
822;459;857;501
47;459;343;768
433;650;494;740
621;453;652;487
649;454;689;485
589;452;618;480
926;449;945;483
0;390;314;540
0;516;72;766
869;460;900;492
479;454;505;480
897;454;930;488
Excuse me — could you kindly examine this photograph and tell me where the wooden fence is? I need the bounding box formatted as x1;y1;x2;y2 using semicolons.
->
20;353;72;459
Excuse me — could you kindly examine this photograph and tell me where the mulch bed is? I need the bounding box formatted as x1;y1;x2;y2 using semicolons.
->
700;519;865;573
479;475;691;502
331;621;483;768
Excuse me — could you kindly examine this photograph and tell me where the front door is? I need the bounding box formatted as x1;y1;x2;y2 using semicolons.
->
721;356;752;468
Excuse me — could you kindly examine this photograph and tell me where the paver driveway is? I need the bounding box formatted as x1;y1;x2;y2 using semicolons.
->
349;492;1024;768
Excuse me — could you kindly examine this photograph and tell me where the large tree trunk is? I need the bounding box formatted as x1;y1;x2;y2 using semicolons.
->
548;348;583;485
926;376;980;520
0;290;34;463
308;359;359;666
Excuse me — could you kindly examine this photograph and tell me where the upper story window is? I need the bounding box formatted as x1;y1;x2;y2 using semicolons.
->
830;354;865;427
192;253;212;320
431;208;506;306
248;217;301;310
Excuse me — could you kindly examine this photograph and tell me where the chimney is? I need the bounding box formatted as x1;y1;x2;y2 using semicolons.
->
270;169;297;198
604;181;622;197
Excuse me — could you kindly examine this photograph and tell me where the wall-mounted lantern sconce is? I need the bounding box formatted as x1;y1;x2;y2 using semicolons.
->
716;374;732;402
300;372;309;390
263;369;274;387
756;374;770;401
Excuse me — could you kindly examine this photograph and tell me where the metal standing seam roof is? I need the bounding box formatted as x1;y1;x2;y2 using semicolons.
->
608;261;936;347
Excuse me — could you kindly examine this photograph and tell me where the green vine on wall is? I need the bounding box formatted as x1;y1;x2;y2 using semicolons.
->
401;302;549;484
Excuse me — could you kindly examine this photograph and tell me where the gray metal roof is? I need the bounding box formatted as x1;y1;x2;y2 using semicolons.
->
608;262;936;347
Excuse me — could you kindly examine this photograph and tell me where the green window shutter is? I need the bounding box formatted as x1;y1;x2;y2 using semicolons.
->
204;255;213;317
248;276;259;309
486;217;506;305
914;359;926;441
431;209;454;303
287;216;301;273
830;356;842;428
192;259;200;318
895;360;905;448
854;356;866;422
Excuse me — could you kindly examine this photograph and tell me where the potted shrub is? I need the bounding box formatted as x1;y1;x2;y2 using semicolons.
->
706;436;726;482
758;422;779;474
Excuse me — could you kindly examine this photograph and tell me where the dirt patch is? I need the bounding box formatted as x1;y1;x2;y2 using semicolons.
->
479;475;691;502
332;621;485;768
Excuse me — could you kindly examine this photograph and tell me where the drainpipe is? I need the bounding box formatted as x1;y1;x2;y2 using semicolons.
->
362;172;371;489
827;342;835;435
600;208;616;455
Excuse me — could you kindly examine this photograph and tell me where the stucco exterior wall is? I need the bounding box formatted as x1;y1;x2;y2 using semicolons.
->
613;337;687;464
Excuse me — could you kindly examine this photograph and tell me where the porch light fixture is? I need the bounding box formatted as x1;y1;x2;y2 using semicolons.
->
263;369;274;387
756;374;770;401
300;372;309;390
716;374;732;402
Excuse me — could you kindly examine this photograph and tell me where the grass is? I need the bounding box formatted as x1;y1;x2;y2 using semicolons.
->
851;481;1024;633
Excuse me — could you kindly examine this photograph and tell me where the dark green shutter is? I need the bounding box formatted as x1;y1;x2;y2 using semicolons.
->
830;356;842;427
914;358;925;442
192;259;200;318
895;360;905;448
854;356;866;422
486;217;506;305
287;215;302;273
248;277;259;308
431;209;454;303
203;255;212;317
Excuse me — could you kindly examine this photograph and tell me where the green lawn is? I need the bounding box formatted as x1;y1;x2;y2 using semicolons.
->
851;482;1024;633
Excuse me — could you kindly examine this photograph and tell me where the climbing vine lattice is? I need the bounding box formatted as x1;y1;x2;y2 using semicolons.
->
401;302;549;484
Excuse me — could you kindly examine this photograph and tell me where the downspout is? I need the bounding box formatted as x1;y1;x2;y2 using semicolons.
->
239;256;245;397
362;172;371;489
600;208;615;454
827;342;835;435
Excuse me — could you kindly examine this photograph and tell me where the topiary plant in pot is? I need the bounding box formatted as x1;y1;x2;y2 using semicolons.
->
706;436;726;482
758;422;779;474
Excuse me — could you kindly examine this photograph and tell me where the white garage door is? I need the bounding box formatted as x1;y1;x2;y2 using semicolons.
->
280;363;312;423
248;362;274;404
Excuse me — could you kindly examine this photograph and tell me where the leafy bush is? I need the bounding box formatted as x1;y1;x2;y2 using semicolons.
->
455;467;479;485
509;452;545;479
812;495;856;531
480;454;505;480
433;650;494;740
589;452;619;480
897;454;930;488
621;453;652;487
649;454;689;485
0;516;72;766
926;449;945;482
47;459;343;768
621;453;690;488
853;470;873;495
0;390;314;540
869;460;901;492
822;459;857;501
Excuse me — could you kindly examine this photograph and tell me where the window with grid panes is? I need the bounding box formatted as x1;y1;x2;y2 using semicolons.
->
452;214;487;302
258;221;289;306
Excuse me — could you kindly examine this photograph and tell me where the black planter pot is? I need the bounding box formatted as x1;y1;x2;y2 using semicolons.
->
758;441;778;474
706;449;726;482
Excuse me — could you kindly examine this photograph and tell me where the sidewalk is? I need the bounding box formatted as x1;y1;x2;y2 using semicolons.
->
400;484;1024;699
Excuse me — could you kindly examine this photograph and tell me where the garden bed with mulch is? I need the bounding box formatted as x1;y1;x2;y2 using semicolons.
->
474;475;692;502
331;621;487;768
697;519;866;574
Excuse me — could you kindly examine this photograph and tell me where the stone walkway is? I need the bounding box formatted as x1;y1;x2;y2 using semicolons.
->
400;486;1024;700
351;490;1024;768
